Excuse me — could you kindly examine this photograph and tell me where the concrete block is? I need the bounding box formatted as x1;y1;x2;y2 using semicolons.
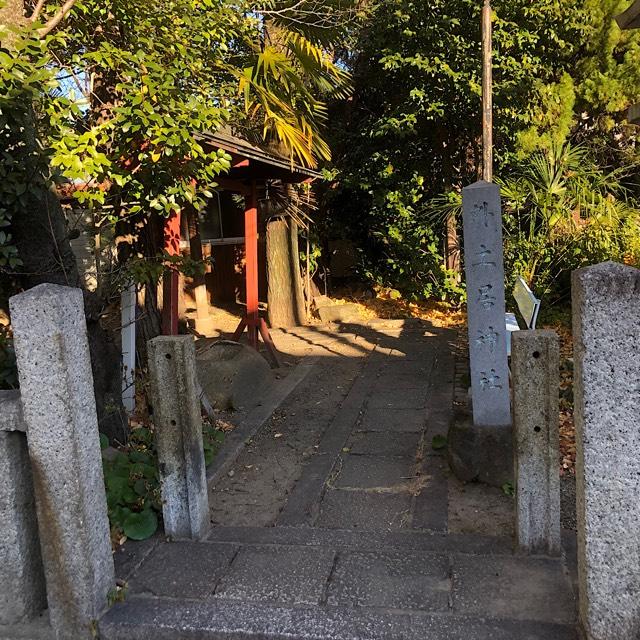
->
572;261;640;640
447;414;512;487
462;181;511;427
0;429;46;624
511;330;561;556
196;341;273;411
9;284;115;640
148;336;209;540
316;303;359;324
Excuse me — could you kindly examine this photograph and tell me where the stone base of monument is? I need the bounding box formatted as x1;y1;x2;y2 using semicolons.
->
447;412;513;488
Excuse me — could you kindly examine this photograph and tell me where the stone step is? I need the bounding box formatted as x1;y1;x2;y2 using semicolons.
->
99;597;578;640
106;526;577;640
205;525;514;556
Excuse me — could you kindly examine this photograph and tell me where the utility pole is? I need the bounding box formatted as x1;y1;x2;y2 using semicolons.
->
482;0;493;182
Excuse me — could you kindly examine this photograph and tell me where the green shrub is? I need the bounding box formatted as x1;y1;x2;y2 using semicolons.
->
101;420;225;542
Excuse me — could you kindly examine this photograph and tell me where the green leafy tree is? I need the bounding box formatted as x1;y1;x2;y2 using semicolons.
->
325;0;640;301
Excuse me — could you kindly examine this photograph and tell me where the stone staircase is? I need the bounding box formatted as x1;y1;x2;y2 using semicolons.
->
100;525;578;640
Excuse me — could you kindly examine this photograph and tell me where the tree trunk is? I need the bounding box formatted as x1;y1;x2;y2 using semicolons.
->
266;217;306;328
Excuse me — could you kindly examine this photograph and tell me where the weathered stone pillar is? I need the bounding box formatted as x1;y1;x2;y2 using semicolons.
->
572;261;640;640
148;336;209;540
0;391;46;625
511;331;561;556
9;284;115;640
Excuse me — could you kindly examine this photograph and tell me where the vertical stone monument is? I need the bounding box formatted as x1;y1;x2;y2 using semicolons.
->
448;181;512;487
572;261;640;640
462;181;510;426
9;284;115;640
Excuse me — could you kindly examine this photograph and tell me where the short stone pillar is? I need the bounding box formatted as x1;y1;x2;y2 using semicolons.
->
9;284;115;640
511;331;561;556
572;261;640;640
148;336;209;540
0;390;47;625
462;180;511;428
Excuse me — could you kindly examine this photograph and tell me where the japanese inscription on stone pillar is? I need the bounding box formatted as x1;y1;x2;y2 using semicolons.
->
462;181;511;426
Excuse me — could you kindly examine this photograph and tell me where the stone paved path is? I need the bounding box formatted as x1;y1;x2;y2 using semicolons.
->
101;320;578;640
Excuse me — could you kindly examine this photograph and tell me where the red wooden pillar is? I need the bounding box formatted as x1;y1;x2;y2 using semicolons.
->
232;181;279;366
245;182;259;348
162;210;181;335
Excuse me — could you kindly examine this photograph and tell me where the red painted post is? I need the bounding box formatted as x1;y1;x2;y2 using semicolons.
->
244;182;259;349
162;210;181;335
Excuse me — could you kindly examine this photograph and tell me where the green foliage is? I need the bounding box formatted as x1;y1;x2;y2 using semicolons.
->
202;422;225;466
500;143;640;299
0;21;63;274
101;427;161;541
431;434;447;451
101;420;225;541
1;0;351;298
501;481;515;497
326;0;640;302
0;327;17;390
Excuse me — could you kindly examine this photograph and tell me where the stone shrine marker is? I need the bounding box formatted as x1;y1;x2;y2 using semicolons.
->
462;181;510;427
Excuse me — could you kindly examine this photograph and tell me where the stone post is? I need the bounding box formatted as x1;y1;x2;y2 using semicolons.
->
9;284;115;640
572;261;640;640
148;336;209;540
511;331;561;556
462;181;510;427
0;391;47;625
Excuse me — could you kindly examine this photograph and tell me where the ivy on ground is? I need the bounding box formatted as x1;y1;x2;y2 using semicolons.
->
101;419;225;542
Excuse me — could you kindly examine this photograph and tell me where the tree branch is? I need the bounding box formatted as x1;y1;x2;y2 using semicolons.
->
29;0;48;22
36;0;77;37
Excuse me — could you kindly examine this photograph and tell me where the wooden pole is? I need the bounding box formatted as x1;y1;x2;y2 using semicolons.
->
482;0;493;183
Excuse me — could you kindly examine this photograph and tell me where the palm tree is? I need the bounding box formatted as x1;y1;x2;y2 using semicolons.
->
238;1;354;167
499;142;640;293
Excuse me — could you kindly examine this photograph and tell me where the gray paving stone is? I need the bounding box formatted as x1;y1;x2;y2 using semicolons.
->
333;455;415;489
451;554;576;624
127;542;237;598
99;596;579;640
368;391;426;409
347;431;421;457
359;408;426;433
412;458;449;533
326;550;450;611
113;536;162;582
371;376;428;393
379;361;432;377
317;489;412;530
213;545;335;606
